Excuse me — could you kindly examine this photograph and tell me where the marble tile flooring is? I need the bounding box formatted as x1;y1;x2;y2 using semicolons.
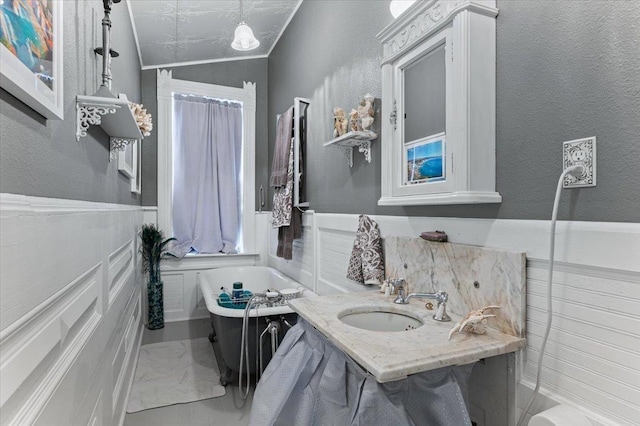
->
125;319;254;426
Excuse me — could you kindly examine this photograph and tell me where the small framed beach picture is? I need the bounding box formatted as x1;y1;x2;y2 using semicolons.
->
404;134;446;185
0;0;64;119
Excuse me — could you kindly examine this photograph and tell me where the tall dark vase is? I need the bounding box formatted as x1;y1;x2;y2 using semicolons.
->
147;279;164;330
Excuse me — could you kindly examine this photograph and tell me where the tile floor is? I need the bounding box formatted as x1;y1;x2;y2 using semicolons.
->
124;319;254;426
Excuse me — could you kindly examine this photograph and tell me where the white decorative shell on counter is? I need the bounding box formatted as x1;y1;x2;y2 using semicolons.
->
448;306;501;340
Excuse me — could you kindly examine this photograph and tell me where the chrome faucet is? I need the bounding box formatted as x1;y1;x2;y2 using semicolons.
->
388;278;408;304
388;279;451;322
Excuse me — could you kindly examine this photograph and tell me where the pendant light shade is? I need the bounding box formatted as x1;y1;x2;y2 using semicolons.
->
231;0;259;51
231;21;260;51
389;0;416;18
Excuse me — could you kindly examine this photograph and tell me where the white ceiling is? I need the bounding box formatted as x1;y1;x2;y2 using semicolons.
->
127;0;302;68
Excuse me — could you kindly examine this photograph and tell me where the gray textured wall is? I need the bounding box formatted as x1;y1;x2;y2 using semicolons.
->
140;58;269;207
268;0;640;222
0;1;142;205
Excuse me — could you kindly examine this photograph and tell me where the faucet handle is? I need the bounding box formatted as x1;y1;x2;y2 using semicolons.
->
388;278;406;291
435;291;448;304
433;291;451;322
388;278;407;297
388;279;408;304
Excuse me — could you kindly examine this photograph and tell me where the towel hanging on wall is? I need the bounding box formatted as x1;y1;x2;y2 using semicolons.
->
273;141;302;260
271;105;301;260
270;106;294;187
347;215;385;285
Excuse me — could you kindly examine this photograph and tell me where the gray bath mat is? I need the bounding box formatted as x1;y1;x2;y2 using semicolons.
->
127;338;226;413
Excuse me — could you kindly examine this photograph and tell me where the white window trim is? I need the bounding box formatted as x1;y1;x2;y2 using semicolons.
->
156;69;257;253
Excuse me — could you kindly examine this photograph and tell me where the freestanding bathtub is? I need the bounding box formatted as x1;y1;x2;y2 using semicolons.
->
199;266;315;385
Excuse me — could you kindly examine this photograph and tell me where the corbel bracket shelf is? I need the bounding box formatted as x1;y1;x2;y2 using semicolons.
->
76;94;143;160
324;130;377;167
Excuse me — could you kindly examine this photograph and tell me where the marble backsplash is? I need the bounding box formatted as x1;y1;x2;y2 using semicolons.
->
384;237;526;337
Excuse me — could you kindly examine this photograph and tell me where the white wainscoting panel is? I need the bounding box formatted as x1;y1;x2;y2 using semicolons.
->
108;238;135;307
111;294;141;417
87;391;103;426
268;212;315;292
519;261;640;426
159;255;258;322
162;273;186;317
265;212;640;426
0;194;144;426
0;263;102;410
142;206;158;225
255;212;270;266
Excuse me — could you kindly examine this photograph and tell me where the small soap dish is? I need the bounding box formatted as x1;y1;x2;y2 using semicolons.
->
420;231;448;242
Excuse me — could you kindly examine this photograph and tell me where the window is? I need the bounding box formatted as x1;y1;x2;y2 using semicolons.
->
156;70;256;254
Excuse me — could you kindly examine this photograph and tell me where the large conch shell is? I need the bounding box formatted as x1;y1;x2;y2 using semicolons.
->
448;306;501;340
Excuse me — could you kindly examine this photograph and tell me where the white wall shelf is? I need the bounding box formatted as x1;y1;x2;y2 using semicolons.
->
323;130;377;167
76;94;143;160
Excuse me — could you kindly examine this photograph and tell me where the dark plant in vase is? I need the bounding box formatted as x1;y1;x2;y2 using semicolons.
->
139;224;175;330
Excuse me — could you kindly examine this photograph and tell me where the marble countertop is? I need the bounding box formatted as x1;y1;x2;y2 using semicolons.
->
289;292;525;383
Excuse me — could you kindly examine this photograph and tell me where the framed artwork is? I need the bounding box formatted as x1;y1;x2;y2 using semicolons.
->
118;140;136;177
404;135;445;185
131;139;141;194
118;139;141;194
0;0;64;119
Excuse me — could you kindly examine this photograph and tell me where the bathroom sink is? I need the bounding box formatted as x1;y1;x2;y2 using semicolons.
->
339;310;423;332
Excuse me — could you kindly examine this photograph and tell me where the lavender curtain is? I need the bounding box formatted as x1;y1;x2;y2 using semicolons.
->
171;94;243;256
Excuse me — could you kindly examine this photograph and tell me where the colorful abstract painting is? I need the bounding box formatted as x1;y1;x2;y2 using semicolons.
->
0;0;55;89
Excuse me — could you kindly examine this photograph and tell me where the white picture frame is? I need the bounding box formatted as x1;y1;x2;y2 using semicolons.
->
117;139;141;194
117;141;135;178
131;139;141;194
404;135;446;186
0;0;64;119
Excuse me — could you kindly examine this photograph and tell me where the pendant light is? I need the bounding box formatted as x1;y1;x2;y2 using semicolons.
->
389;0;416;18
231;0;260;51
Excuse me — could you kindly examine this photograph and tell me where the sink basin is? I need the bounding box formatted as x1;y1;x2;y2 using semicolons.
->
339;310;423;332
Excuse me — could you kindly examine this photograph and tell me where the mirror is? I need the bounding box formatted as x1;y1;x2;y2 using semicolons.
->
402;42;447;186
403;43;446;144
